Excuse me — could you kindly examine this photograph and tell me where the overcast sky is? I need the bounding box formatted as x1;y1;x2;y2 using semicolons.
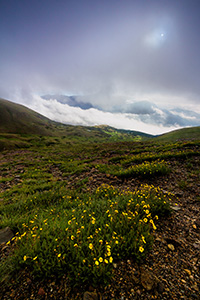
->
1;0;200;134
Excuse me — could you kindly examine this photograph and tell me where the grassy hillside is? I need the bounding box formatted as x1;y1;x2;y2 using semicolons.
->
156;126;200;141
0;98;152;151
0;98;59;135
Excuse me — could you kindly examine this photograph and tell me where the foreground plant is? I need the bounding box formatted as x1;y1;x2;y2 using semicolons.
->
1;183;173;287
115;160;170;178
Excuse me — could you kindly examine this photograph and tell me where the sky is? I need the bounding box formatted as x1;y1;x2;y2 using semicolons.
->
0;0;200;134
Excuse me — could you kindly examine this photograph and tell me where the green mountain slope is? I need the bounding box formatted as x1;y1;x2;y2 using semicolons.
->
0;98;59;135
156;126;200;141
0;98;152;143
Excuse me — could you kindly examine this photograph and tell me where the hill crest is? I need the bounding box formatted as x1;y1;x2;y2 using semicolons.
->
0;98;152;140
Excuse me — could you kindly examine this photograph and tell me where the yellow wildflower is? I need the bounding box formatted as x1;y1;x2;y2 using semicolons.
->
139;246;144;253
58;253;61;258
95;261;99;266
33;256;37;260
24;255;27;261
89;243;93;250
109;257;113;263
99;257;103;263
141;235;146;244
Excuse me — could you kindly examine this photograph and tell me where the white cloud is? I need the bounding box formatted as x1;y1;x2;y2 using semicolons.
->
24;96;180;135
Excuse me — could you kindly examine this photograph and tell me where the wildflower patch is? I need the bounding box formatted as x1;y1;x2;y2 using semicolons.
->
8;184;173;286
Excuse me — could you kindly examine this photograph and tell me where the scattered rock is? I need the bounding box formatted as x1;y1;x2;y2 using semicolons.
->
184;269;192;276
83;291;99;300
140;269;159;291
155;236;166;243
0;227;14;244
171;205;181;211
26;278;32;285
191;284;199;292
168;244;175;251
38;287;45;296
132;274;139;284
192;241;200;249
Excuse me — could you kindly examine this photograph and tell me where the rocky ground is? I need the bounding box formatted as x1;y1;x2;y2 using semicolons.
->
0;151;200;300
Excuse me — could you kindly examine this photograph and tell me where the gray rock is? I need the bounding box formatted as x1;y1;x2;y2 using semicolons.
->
0;227;14;244
171;205;181;211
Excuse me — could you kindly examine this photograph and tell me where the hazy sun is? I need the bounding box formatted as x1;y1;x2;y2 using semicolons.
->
144;30;166;48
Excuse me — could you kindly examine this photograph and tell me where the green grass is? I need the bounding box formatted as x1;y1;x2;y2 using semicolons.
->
0;135;199;290
155;126;200;141
0;183;173;287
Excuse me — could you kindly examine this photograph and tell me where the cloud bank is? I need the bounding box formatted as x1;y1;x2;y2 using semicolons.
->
21;94;200;135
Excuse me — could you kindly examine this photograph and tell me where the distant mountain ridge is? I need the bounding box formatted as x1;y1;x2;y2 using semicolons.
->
41;94;93;110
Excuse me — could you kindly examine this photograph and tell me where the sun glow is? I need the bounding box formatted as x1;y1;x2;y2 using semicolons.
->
144;29;167;48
